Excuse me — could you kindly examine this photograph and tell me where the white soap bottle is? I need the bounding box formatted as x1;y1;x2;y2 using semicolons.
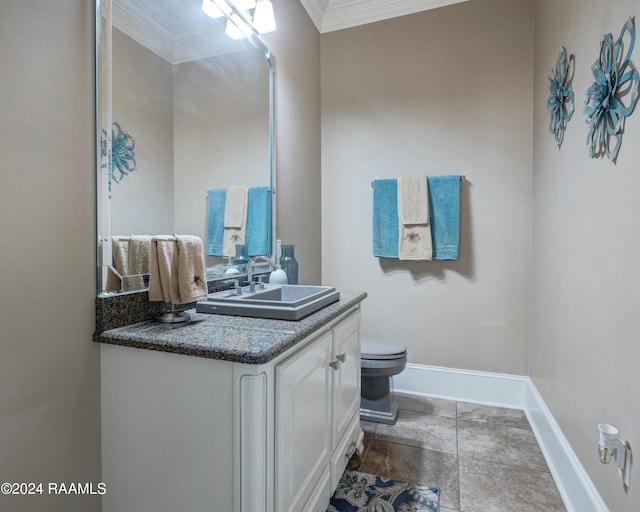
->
269;239;288;284
269;265;288;284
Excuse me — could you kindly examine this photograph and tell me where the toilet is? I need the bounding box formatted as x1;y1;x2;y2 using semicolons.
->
360;339;407;425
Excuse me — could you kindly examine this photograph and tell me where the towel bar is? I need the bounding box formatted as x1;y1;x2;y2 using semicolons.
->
370;175;465;188
151;234;179;242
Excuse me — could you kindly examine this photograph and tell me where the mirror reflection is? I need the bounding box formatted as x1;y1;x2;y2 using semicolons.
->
97;0;275;297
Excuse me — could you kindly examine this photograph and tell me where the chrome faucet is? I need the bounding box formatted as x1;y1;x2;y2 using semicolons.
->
223;278;242;296
246;255;275;286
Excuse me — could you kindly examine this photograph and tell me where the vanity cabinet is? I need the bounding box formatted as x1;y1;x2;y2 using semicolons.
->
100;306;362;512
275;309;362;512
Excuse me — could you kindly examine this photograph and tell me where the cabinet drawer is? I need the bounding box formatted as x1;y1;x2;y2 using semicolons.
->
330;411;363;492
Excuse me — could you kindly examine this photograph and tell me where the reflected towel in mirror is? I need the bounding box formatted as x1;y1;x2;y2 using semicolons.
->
126;235;152;290
246;186;271;256
111;236;129;278
206;189;226;257
223;186;248;256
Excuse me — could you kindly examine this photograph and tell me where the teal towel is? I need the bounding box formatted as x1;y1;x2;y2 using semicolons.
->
372;179;399;258
428;175;460;260
246;186;271;256
372;176;461;260
206;189;226;257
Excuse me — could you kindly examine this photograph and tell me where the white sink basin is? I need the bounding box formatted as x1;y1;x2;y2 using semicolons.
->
195;284;340;321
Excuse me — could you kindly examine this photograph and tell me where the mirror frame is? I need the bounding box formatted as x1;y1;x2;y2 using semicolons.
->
95;0;276;297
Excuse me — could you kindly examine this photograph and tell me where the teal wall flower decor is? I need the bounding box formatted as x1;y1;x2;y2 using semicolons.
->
546;47;575;148
584;18;639;162
101;121;137;191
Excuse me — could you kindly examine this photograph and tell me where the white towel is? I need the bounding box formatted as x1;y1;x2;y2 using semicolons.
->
176;235;208;304
397;175;432;260
223;185;248;257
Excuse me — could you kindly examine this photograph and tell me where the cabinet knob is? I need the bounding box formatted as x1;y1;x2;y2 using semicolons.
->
336;353;346;363
329;360;340;371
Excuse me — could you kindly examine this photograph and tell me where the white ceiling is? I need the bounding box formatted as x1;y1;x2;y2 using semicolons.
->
299;0;469;33
112;0;253;64
112;0;471;62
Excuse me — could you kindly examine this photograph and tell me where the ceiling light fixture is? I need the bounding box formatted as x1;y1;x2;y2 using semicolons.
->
202;0;276;38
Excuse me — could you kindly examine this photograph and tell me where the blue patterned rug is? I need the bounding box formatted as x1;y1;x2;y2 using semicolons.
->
328;470;440;512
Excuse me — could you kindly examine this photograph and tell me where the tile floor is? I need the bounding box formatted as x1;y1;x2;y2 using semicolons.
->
347;394;567;512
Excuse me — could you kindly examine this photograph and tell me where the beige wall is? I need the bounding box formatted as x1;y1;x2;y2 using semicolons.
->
532;1;640;510
262;0;322;284
173;50;271;263
0;1;320;511
0;1;102;512
111;29;175;236
321;0;534;374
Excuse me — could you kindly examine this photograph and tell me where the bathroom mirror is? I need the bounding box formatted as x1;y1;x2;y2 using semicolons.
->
96;0;275;297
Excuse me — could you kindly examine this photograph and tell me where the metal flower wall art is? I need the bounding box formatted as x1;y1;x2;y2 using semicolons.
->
546;47;575;148
584;18;639;162
101;121;137;191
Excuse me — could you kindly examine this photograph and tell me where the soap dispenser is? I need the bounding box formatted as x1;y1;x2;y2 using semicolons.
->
269;265;288;284
269;239;288;284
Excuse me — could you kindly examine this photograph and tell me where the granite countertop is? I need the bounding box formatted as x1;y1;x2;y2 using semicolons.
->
95;290;367;364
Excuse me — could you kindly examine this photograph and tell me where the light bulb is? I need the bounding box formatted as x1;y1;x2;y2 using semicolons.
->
225;13;253;39
253;0;276;33
230;0;256;10
201;0;226;18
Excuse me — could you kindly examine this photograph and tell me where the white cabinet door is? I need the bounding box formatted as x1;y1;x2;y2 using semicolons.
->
275;331;333;512
331;310;361;448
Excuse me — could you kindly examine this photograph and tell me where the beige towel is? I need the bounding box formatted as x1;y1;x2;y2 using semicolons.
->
148;239;180;303
126;235;152;290
105;267;122;293
111;236;129;279
176;235;208;304
223;186;248;257
149;236;208;305
224;185;248;228
398;175;432;260
398;175;429;224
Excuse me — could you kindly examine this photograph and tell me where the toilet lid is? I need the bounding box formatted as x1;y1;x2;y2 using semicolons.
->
361;339;407;360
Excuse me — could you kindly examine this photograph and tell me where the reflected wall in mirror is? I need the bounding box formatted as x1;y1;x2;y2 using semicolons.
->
96;0;275;297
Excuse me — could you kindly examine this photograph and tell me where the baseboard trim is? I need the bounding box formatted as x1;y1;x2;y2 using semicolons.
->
393;364;608;512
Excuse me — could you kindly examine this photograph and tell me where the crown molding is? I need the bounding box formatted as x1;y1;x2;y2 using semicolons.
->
300;0;469;33
112;0;243;64
297;0;330;32
112;1;175;62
